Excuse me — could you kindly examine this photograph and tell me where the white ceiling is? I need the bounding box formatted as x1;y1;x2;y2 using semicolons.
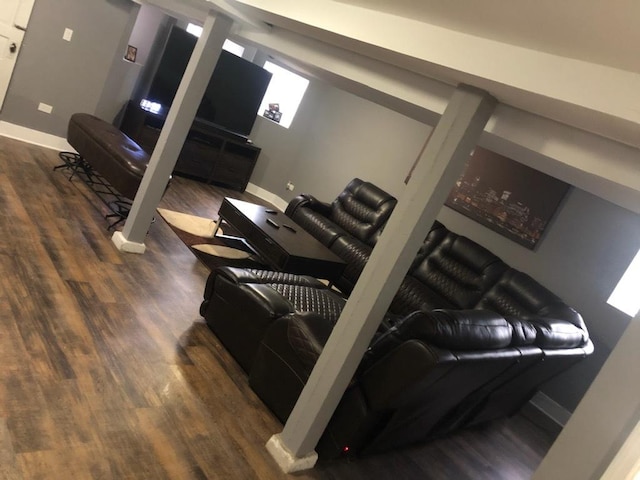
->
336;0;640;73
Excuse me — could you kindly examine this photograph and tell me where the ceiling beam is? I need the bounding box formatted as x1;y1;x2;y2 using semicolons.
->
239;25;640;214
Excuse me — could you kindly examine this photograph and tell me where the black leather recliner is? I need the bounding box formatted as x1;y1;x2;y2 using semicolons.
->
285;178;397;293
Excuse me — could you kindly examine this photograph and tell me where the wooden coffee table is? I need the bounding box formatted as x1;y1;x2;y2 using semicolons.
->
214;197;346;282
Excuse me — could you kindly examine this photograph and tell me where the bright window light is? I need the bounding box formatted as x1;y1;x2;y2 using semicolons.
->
186;23;203;37
258;61;309;128
607;248;640;317
222;39;245;57
185;24;245;57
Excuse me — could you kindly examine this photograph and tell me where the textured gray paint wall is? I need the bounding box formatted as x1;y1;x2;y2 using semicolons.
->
257;84;430;201
0;0;138;136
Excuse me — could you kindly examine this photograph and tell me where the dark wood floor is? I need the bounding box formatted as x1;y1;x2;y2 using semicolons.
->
0;136;554;479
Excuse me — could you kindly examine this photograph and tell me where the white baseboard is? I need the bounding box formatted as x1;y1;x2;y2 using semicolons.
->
529;391;572;426
0;121;74;152
245;182;288;211
524;391;572;435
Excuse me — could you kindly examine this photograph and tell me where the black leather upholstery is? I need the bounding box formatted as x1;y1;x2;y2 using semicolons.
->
391;231;509;315
67;113;150;200
285;178;397;293
201;206;593;458
286;178;397;247
202;267;347;371
327;236;372;294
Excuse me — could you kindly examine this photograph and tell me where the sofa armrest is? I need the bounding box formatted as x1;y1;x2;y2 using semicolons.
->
202;276;298;372
285;193;332;218
400;309;513;350
362;310;512;369
249;311;334;421
523;316;590;348
359;340;448;410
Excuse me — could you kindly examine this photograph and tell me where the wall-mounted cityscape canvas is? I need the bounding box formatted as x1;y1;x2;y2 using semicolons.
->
445;147;570;250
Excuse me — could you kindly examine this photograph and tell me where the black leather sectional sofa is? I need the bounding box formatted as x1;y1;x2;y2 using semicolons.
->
200;179;593;458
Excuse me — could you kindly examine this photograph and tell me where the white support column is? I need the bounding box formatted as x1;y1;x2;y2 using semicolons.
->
112;12;233;253
266;84;497;473
532;311;640;480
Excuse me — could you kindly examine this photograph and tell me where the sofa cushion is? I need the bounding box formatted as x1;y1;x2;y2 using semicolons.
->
389;275;459;315
507;318;538;346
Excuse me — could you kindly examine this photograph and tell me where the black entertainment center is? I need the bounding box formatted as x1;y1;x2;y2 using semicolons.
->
120;101;262;192
119;25;273;192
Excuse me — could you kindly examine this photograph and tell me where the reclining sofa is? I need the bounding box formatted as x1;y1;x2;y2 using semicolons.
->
285;178;397;293
200;180;593;459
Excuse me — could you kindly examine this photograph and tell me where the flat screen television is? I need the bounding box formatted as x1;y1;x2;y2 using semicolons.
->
145;26;272;138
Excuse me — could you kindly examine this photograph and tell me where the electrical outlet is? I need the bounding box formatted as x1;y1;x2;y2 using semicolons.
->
63;28;73;42
38;103;53;114
286;181;295;191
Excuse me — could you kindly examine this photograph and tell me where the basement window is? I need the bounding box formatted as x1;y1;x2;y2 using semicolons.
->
186;23;245;57
258;61;309;128
607;248;640;317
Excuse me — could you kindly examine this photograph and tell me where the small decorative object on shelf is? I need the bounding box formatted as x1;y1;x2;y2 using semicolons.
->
263;103;282;123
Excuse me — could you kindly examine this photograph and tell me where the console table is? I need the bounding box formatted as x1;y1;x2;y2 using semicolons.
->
119;101;260;192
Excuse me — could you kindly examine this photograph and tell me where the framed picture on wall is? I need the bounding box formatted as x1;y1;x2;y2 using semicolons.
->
124;45;137;63
445;147;570;250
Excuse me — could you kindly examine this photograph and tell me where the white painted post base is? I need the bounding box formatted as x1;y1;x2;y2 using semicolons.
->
111;231;146;254
266;434;318;473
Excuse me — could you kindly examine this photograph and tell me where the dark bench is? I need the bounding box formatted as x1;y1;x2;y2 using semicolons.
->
56;113;153;229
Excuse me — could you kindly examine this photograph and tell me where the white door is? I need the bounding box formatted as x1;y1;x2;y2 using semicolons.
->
0;0;35;110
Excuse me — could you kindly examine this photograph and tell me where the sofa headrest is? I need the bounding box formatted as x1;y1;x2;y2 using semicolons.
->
330;178;397;245
407;232;508;309
344;178;396;210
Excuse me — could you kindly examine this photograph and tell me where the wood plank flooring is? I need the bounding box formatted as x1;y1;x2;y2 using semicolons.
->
0;135;554;479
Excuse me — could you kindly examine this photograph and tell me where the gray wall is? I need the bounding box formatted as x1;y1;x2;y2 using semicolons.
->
248;76;640;411
251;83;431;201
248;79;327;196
0;0;139;136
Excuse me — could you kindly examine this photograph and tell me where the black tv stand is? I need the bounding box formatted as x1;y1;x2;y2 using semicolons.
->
120;101;261;192
194;117;250;144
